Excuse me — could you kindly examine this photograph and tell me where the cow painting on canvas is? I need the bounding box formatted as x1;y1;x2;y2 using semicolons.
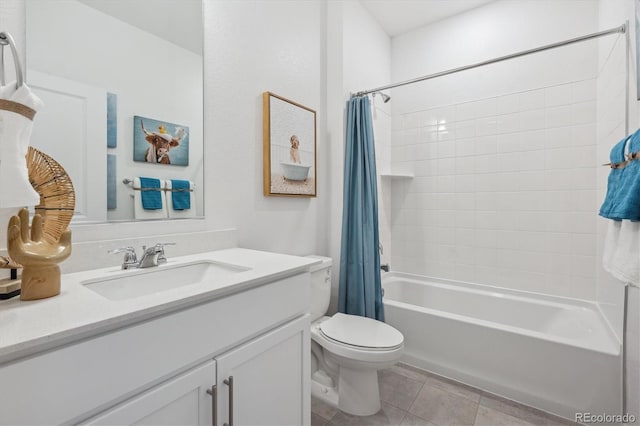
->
141;120;185;164
133;116;190;166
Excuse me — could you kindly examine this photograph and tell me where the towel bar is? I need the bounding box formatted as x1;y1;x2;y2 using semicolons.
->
602;150;640;169
122;178;194;191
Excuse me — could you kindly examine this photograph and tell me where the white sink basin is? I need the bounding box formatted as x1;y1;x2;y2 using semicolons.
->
82;260;251;301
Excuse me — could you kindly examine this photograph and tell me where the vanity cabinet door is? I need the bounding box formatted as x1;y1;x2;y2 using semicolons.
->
83;360;215;426
215;314;310;426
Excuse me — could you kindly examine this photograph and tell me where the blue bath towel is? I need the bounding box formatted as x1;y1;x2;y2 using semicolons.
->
599;135;629;220
605;129;640;221
171;179;191;210
139;177;162;210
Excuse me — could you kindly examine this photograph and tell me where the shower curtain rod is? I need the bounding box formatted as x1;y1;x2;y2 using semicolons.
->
352;23;627;97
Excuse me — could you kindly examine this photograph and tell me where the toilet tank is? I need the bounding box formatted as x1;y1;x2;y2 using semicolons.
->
306;255;332;322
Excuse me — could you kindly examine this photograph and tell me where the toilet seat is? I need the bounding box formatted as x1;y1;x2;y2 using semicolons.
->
319;313;404;350
311;314;404;363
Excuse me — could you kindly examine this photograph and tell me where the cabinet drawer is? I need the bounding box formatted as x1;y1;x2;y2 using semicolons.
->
0;273;309;425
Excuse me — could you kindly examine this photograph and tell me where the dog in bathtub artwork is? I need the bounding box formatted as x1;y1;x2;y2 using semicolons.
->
280;134;312;182
264;92;316;197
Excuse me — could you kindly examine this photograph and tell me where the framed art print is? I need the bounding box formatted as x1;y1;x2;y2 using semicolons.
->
133;115;189;166
263;92;317;197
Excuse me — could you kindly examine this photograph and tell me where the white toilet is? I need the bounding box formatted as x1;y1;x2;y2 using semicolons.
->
308;256;404;416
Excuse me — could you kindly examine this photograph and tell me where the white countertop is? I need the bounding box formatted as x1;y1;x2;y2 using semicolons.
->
0;248;321;364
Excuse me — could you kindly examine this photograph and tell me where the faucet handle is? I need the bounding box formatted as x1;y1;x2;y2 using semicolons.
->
108;246;136;255
108;247;138;269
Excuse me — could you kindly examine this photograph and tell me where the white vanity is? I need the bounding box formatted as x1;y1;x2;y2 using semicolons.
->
0;248;318;425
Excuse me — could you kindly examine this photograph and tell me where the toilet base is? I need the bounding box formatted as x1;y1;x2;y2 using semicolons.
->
311;379;339;408
338;366;381;416
310;367;381;417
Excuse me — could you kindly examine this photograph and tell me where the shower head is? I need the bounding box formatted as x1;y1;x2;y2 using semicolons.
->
373;92;391;103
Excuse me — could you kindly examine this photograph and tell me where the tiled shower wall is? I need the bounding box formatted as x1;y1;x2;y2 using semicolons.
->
390;78;600;299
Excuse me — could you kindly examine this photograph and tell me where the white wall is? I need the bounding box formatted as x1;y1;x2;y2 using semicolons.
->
203;0;328;256
326;0;391;313
391;0;599;115
388;0;603;300
597;0;640;422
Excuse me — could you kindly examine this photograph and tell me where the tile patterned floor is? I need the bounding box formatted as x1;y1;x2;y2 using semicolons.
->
311;363;579;426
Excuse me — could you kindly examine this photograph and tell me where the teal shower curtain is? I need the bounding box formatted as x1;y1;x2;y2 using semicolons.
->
338;96;384;321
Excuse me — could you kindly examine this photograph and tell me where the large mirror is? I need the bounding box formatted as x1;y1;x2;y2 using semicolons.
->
25;0;204;222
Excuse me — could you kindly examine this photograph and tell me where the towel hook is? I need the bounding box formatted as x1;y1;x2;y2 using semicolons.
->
0;31;24;88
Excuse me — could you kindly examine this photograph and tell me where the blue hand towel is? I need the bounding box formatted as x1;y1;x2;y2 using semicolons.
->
139;177;162;210
171;179;191;210
599;135;629;220
608;130;640;221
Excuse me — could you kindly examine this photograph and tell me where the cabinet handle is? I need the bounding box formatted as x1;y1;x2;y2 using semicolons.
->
223;376;234;426
206;385;217;426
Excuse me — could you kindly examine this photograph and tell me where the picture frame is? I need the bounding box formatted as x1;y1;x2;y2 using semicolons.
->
133;115;190;166
263;92;317;197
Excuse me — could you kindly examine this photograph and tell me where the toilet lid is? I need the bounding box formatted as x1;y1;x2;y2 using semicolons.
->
319;313;404;349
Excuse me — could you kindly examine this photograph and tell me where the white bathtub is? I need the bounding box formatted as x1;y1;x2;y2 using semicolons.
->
280;162;311;181
382;272;622;421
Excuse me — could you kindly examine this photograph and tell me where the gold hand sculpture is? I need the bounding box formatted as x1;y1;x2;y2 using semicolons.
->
8;208;72;300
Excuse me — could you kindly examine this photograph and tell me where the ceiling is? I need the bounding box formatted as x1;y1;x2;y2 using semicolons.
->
77;0;493;53
79;0;203;55
360;0;495;37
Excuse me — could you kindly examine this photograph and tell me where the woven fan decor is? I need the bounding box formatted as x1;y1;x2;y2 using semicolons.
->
26;146;76;244
1;147;74;271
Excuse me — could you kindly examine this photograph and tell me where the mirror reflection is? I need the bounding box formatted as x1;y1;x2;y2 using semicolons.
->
25;0;204;222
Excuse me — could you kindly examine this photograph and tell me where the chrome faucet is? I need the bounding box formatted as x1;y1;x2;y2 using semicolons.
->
138;245;162;268
109;243;175;270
